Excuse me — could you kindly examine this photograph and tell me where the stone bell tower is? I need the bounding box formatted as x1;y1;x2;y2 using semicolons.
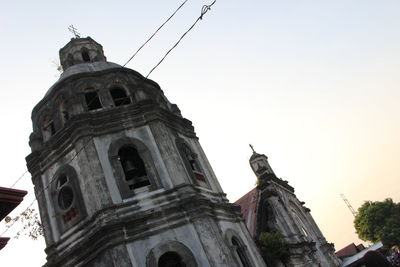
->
26;37;266;267
236;148;340;266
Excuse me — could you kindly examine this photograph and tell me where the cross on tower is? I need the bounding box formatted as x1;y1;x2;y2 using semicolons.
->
68;25;81;38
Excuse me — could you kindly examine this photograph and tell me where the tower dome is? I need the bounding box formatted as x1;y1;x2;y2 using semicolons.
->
59;37;107;70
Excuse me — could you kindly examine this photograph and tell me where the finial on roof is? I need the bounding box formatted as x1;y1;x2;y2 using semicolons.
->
249;144;256;153
68;25;81;38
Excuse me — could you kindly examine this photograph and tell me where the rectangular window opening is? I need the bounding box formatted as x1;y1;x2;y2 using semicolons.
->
85;92;102;110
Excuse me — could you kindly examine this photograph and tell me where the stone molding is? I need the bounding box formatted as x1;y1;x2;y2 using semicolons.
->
27;103;196;179
43;184;242;266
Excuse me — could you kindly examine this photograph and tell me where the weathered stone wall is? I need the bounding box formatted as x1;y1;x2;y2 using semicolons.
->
27;37;266;267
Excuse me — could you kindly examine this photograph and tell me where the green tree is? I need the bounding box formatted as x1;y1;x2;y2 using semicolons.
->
354;198;400;246
259;231;290;264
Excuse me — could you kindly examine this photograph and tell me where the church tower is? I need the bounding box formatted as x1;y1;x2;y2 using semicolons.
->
236;149;340;266
26;37;266;267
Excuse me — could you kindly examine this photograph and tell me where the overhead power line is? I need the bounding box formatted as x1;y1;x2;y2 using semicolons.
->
4;0;218;240
122;0;189;67
1;135;94;238
6;89;109;191
1;95;102;237
146;0;217;78
9;170;28;189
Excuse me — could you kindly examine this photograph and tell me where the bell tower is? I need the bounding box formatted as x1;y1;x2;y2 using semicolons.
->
236;148;340;266
26;37;266;267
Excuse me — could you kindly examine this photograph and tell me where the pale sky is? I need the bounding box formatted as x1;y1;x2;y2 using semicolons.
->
1;1;400;266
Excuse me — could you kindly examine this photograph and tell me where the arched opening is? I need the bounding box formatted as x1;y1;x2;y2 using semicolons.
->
147;241;198;267
118;146;150;190
81;48;91;62
232;237;250;267
187;153;199;172
55;174;78;224
181;143;206;184
84;89;102;110
109;137;160;198
52;165;87;232
158;252;185;267
291;205;314;241
42;116;56;141
57;175;68;187
58;186;74;210
60;101;69;125
110;87;131;106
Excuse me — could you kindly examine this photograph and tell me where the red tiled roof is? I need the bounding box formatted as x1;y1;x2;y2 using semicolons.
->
356;243;366;251
336;243;363;258
0;237;10;250
235;188;258;237
0;186;27;221
0;186;27;251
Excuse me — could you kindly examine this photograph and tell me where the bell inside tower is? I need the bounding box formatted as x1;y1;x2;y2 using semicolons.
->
118;146;150;190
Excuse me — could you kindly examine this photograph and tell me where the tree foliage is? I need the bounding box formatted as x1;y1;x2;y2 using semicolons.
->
259;231;290;263
354;198;400;246
4;208;43;240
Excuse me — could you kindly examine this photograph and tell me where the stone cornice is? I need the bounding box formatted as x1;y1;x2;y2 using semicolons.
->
0;187;27;221
32;66;160;115
26;101;196;179
44;184;241;266
257;175;295;194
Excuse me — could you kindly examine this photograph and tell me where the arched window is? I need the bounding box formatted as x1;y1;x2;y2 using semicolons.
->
84;89;102;110
147;241;197;267
177;140;208;186
59;100;69;125
110;87;131;106
118;146;150;190
52;165;86;232
109;138;160;198
158;252;186;267
81;48;91;62
291;205;314;240
232;237;251;267
56;175;76;222
42;115;56;141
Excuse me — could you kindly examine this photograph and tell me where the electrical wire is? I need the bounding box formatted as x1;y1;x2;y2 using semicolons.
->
9;170;28;189
5;91;108;192
2;90;135;237
1;95;101;237
1;136;94;238
122;0;189;67
3;0;218;238
146;0;216;78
